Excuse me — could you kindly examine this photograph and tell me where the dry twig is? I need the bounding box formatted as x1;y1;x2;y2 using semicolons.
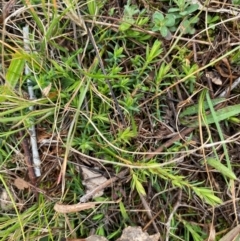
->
19;131;36;185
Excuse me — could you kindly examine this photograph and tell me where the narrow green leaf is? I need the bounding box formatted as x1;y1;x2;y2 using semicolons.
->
119;201;130;221
183;221;204;241
87;0;98;15
205;157;236;180
147;40;162;61
92;213;104;221
132;173;146;195
6;53;25;89
206;92;232;173
192;186;222;206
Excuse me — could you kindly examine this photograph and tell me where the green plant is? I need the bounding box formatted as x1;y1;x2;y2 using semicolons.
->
168;0;199;17
182;219;207;241
152;12;176;38
180;16;199;34
181;62;199;92
119;1;150;41
153;0;199;37
232;0;240;5
1;0;240;240
119;2;140;31
207;14;220;29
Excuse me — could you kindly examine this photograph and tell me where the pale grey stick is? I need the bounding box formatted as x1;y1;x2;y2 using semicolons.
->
23;25;41;177
219;76;240;98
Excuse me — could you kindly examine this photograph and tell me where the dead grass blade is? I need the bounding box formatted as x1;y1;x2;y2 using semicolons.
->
219;225;240;241
0;0;15;24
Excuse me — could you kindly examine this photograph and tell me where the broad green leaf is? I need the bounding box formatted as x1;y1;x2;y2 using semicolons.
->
180;98;225;118
181;102;240;127
160;26;169;37
6;53;25;89
153;12;164;21
203;104;240;126
186;4;199;14
0;108;54;123
180;5;199;16
165;14;175;27
205;157;236;180
168;8;180;13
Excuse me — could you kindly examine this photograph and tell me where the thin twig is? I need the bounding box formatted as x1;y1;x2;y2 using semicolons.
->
19;131;36;185
23;25;41;177
139;193;160;235
165;190;182;241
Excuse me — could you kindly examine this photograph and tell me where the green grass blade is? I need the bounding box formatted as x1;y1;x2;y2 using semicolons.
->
206;92;232;173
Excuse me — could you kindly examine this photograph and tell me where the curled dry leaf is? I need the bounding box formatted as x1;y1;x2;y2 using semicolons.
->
13;177;29;190
54;202;96;213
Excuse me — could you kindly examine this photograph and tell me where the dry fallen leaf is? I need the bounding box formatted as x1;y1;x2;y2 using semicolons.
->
81;167;107;198
13;177;29;190
206;71;222;85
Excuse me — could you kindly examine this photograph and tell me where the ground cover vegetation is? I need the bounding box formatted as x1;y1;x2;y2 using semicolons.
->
0;0;240;240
